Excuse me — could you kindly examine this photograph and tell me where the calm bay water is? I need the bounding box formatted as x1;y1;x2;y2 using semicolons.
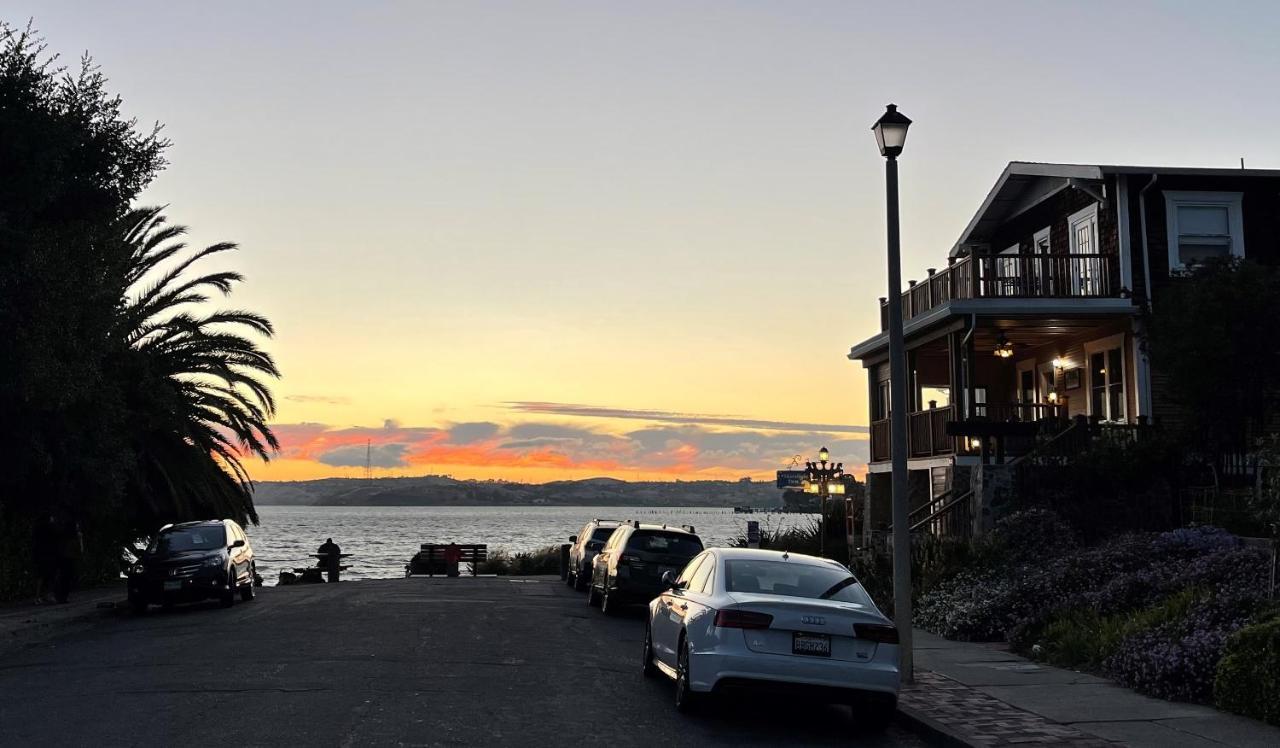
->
248;505;817;583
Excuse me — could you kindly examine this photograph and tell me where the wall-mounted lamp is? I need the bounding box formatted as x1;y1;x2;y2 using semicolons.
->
1052;357;1067;370
968;437;982;450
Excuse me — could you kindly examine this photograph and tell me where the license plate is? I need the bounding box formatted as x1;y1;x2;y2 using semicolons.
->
163;580;182;592
792;632;831;657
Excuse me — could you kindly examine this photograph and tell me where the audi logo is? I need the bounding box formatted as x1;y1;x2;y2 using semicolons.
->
800;615;826;625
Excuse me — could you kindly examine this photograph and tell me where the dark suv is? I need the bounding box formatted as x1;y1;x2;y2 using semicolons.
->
566;519;621;591
588;521;703;615
127;520;257;612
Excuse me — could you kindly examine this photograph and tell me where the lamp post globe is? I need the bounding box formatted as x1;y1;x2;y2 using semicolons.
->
818;446;830;463
872;104;912;158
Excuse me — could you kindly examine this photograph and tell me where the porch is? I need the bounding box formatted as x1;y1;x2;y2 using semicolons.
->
866;315;1142;466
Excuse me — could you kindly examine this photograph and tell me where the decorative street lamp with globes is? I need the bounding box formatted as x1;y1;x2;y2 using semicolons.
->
804;447;843;558
873;102;915;683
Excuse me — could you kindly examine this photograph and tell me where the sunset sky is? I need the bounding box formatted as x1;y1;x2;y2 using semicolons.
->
19;1;1280;482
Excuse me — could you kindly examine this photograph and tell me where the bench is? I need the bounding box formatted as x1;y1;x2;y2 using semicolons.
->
405;544;487;577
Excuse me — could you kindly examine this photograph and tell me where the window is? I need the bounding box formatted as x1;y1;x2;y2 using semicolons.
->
688;555;715;594
675;554;706;587
1067;205;1101;295
875;379;890;420
996;244;1020;295
1164;191;1244;270
626;531;703;556
722;560;875;608
1033;226;1051;254
1085;334;1126;422
1032;226;1053;294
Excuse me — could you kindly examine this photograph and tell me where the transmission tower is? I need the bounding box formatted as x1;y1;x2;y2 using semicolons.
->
363;440;372;480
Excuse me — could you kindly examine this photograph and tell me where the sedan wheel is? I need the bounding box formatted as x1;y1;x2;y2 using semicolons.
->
674;638;701;713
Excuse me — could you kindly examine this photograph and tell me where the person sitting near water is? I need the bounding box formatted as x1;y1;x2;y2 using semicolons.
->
444;542;462;577
316;538;341;567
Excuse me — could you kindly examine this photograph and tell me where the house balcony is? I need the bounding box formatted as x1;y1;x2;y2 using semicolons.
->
878;253;1120;331
869;403;1068;463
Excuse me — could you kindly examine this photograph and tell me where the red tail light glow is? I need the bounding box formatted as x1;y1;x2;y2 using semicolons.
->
854;623;900;644
713;610;773;629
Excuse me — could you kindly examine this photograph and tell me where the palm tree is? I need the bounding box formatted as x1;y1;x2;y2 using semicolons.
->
112;207;279;528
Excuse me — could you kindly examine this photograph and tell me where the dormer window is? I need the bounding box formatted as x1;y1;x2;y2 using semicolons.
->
1164;191;1245;271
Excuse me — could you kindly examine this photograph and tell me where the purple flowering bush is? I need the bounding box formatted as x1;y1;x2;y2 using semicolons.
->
1104;593;1267;703
919;518;1276;704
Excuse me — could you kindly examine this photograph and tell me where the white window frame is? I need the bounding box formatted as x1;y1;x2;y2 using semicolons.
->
1033;226;1051;253
1084;332;1127;423
1163;190;1245;272
996;243;1020;295
1067;205;1100;295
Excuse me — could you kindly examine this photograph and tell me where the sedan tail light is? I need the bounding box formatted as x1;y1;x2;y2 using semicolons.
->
854;623;900;644
714;610;773;629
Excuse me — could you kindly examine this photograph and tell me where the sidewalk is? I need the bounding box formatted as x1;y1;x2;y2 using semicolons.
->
899;629;1279;747
0;583;126;653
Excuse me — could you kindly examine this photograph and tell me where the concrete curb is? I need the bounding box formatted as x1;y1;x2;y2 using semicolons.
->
895;703;976;747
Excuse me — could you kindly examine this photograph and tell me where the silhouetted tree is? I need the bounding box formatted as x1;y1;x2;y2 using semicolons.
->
111;207;280;529
0;23;275;597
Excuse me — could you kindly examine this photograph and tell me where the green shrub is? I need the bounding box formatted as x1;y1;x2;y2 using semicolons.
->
1025;588;1205;670
476;546;561;576
1214;615;1280;725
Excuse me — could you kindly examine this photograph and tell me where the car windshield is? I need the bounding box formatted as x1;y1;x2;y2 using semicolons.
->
724;560;875;607
150;526;227;554
626;530;703;556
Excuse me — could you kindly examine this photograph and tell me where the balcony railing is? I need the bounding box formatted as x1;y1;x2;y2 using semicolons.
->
868;403;1067;462
879;253;1118;329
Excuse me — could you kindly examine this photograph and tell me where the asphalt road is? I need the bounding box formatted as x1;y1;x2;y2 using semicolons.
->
0;577;923;747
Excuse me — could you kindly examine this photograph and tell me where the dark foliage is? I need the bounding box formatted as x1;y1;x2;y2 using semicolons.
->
0;24;276;599
1143;257;1280;454
1214;614;1280;725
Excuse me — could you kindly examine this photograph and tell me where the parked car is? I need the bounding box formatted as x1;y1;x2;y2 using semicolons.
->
127;520;257;612
643;547;899;724
588;521;703;615
566;519;621;591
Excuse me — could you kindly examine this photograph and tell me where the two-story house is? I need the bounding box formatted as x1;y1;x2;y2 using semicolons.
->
848;161;1280;538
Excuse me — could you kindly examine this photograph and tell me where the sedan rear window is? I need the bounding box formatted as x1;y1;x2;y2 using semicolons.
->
724;560;875;607
626;530;703;556
150;526;227;553
590;527;615;541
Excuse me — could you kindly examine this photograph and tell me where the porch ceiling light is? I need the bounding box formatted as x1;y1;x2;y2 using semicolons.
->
994;334;1015;359
1052;357;1067;369
872;104;911;158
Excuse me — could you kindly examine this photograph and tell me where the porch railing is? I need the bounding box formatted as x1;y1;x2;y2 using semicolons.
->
870;403;1068;463
879;253;1119;330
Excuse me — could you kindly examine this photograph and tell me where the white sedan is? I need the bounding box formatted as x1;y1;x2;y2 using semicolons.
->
643;547;900;726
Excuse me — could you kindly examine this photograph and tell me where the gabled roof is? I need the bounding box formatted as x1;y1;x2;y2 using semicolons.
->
951;161;1280;256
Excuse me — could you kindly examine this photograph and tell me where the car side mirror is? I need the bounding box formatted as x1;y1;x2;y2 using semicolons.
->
661;570;678;589
569;535;577;543
229;539;245;549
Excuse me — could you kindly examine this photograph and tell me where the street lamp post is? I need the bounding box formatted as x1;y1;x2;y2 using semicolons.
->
873;103;914;683
805;447;843;559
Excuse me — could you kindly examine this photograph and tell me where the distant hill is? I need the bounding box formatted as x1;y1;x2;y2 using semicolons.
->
252;475;782;508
